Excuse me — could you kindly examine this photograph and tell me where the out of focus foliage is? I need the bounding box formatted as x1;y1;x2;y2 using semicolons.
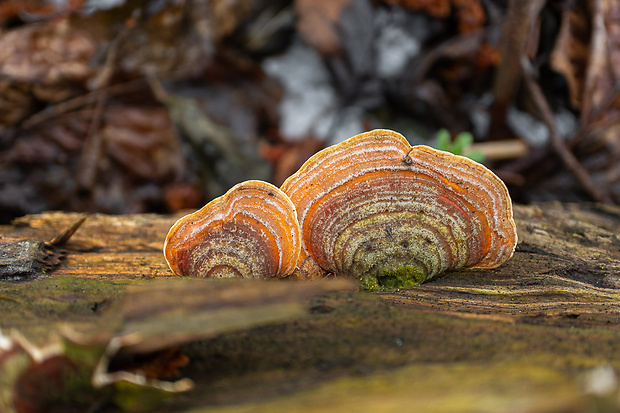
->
1;0;619;223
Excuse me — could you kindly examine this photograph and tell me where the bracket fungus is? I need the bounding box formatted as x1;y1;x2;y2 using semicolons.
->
280;129;517;290
164;180;301;278
163;129;517;290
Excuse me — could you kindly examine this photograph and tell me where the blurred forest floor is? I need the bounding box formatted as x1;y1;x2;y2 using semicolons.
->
1;0;620;223
2;2;620;411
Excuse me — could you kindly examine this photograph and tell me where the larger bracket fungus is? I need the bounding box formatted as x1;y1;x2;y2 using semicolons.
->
164;129;517;289
280;129;517;290
164;180;301;279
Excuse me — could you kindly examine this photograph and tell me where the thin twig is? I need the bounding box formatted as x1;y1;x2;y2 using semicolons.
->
46;215;88;247
21;79;146;129
75;31;125;191
521;57;612;204
75;88;107;190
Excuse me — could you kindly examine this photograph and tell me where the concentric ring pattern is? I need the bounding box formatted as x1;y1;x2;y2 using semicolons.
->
280;129;517;289
164;180;301;278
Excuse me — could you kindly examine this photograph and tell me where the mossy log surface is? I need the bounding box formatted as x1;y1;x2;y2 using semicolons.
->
1;202;620;412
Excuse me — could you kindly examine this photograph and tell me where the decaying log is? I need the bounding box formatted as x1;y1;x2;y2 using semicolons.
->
1;203;620;412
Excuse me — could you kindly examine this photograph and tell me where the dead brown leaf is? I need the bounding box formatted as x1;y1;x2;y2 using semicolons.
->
0;20;96;88
550;0;620;120
0;19;96;128
263;137;325;187
0;81;36;127
382;0;451;18
0;0;85;27
452;0;486;33
549;2;590;110
102;106;184;180
295;0;352;56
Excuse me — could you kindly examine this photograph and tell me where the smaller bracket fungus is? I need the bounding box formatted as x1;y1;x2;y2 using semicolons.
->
280;129;517;290
164;180;301;279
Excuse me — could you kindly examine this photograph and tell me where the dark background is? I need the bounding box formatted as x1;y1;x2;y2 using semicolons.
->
1;0;618;224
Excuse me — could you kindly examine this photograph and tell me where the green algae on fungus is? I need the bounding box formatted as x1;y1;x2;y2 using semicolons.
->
281;129;517;289
359;266;427;291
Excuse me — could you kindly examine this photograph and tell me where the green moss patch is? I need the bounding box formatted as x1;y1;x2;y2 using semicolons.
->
0;277;143;343
189;362;582;413
359;265;427;290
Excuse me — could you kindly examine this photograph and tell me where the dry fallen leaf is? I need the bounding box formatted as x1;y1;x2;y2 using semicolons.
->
549;1;591;110
0;20;95;94
381;0;451;18
101;106;184;181
295;0;352;56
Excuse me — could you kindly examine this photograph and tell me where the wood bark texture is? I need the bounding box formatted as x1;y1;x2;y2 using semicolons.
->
1;203;620;412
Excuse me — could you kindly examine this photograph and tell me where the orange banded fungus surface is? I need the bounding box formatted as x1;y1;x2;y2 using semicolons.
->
164;180;301;279
280;129;517;290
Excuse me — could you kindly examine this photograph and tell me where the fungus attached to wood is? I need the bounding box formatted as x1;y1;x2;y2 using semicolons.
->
280;129;517;290
164;180;301;278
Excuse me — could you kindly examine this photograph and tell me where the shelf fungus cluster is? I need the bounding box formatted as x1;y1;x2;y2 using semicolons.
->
164;129;517;289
